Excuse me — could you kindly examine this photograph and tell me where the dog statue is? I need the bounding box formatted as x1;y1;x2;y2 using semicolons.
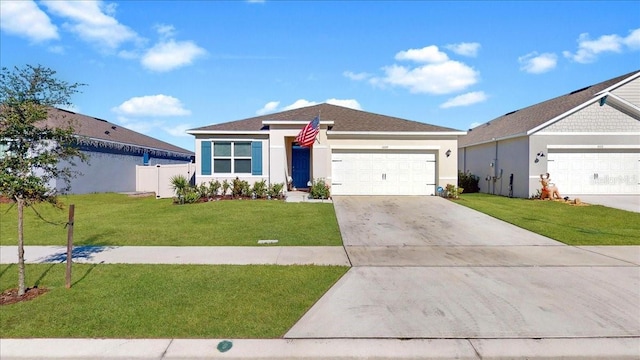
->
540;173;563;200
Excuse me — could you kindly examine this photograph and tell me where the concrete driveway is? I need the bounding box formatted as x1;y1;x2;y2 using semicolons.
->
286;196;640;341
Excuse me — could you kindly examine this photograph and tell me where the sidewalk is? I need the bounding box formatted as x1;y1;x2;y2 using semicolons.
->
2;337;639;359
0;245;351;266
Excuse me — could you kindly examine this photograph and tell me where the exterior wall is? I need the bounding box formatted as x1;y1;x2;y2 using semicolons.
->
529;101;640;196
327;135;459;190
612;77;640;106
541;101;640;133
459;138;529;197
59;150;189;194
193;134;270;188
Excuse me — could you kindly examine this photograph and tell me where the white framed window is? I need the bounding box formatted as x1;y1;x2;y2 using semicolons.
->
213;141;252;174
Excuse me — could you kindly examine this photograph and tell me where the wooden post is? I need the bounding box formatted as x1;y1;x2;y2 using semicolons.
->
65;204;75;289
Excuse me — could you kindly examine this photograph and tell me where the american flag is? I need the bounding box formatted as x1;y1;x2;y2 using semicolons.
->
295;116;320;147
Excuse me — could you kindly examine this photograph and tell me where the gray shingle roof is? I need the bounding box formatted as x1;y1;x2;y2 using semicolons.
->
45;107;193;155
190;103;461;133
459;69;640;147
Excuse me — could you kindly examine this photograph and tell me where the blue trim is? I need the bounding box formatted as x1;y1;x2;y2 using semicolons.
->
201;141;212;175
251;141;262;175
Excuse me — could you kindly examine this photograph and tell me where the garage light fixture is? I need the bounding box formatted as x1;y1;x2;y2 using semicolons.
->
445;149;451;157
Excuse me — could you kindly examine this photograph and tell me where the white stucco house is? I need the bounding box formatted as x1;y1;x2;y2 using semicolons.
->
187;103;466;196
34;107;194;194
458;70;640;198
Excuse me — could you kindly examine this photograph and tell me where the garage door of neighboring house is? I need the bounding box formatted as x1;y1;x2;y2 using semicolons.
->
547;150;640;194
331;150;436;195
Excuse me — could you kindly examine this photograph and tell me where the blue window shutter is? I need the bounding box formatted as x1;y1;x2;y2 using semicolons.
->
251;141;262;175
201;141;212;175
143;152;149;165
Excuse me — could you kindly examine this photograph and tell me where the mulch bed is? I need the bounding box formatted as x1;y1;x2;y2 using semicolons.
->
0;286;49;306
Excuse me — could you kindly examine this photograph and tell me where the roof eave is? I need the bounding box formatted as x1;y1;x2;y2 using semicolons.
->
459;132;528;148
262;120;334;125
599;92;640;121
527;97;601;135
327;131;466;136
77;136;193;156
595;71;640;96
186;130;267;135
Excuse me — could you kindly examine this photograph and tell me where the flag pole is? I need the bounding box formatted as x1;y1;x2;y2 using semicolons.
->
315;109;321;144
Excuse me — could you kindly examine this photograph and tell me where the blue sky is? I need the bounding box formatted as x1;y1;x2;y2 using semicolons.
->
1;1;639;152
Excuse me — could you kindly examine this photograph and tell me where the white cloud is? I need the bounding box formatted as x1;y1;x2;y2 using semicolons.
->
440;91;488;109
563;28;640;64
518;52;557;74
343;71;371;81
112;95;191;117
469;122;482;129
283;99;318;111
256;101;280;115
363;45;480;94
42;0;140;51
0;0;58;42
257;98;361;114
623;28;640;49
445;42;481;57
115;116;163;134
163;123;192;137
395;45;449;63
155;24;176;39
325;99;362;110
378;61;479;94
141;39;206;72
49;45;65;54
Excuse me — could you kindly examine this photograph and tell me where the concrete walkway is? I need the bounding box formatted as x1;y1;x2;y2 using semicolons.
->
0;245;350;266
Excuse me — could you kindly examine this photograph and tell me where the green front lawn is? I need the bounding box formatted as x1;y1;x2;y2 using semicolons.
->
0;263;348;338
456;193;640;245
0;193;342;246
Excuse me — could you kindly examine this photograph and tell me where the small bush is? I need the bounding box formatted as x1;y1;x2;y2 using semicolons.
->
197;183;209;198
268;183;285;199
458;171;480;193
208;180;221;197
445;183;463;199
221;180;231;197
310;179;330;199
252;180;268;198
183;189;201;204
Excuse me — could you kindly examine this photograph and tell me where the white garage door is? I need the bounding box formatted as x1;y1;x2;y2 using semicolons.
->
547;151;640;194
331;150;436;195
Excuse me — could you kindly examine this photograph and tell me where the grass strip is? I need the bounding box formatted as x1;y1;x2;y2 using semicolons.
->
0;193;342;246
455;193;640;246
0;263;348;338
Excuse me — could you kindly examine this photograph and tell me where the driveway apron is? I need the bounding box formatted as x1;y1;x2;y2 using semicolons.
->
285;196;640;340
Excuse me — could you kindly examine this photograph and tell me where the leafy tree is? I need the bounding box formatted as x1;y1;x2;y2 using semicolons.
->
0;65;86;295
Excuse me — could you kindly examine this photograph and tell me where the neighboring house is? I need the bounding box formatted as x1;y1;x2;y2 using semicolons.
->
40;107;194;194
458;70;640;198
187;103;466;196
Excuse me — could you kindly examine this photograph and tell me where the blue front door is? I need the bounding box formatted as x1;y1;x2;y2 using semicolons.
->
292;145;310;189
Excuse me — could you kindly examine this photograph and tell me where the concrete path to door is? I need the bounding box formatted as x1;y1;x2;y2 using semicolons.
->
286;196;640;345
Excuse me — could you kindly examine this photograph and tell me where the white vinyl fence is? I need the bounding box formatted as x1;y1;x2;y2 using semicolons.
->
136;163;196;199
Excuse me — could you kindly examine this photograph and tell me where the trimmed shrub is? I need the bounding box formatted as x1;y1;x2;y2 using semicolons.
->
458;171;480;193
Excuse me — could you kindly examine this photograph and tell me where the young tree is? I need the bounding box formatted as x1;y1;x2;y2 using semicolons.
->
0;65;86;296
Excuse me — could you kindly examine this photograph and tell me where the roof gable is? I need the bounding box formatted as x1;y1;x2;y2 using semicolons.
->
459;69;640;147
189;103;461;133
